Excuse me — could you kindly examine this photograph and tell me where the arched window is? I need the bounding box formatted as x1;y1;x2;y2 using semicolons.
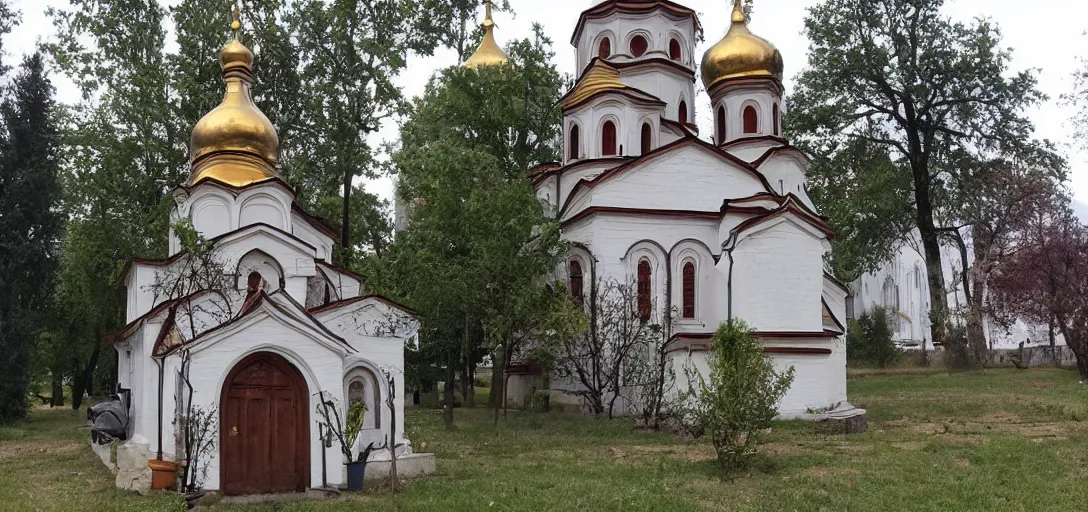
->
598;38;611;59
569;260;584;305
743;105;758;134
772;103;780;135
678;100;688;126
569;124;580;160
629;35;648;57
716;105;727;143
601;120;617;156
640;122;652;154
637;260;651;320
682;262;695;318
669;38;682;61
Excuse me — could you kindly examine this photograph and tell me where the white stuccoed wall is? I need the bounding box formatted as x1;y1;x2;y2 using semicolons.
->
185;311;350;490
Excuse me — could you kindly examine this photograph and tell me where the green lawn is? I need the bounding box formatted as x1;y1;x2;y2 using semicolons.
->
2;368;1087;511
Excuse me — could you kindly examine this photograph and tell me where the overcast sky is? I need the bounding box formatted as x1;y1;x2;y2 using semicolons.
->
7;0;1088;212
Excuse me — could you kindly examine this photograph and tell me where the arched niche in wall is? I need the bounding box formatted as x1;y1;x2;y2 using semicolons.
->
627;31;650;58
600;117;619;157
742;103;759;134
239;193;288;230
235;249;286;291
343;364;382;432
568;123;581;161
189;194;232;239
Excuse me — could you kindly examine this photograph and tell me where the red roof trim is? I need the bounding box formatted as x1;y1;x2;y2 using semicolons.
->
309;293;418;318
730;200;835;239
315;260;368;286
561;206;724;228
664;331;836;354
706;75;784;97
291;203;340;243
751;330;842;339
531;157;633;190
558;136;775;218
179;176;297;199
824;271;851;294
609;58;695;81
822;297;846;334
572;1;701;45
561;87;666;112
750;145;809;168
721;134;790;149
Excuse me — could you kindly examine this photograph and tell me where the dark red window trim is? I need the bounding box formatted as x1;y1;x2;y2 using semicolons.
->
569;124;580;160
602;120;617;156
637;260;651;320
629;35;648;57
682;262;695;318
640;123;652;154
678;100;688;126
669;39;682;61
743;105;758;134
569;260;584;305
598;38;611;59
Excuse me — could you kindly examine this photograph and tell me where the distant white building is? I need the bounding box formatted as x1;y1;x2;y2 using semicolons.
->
849;230;1064;350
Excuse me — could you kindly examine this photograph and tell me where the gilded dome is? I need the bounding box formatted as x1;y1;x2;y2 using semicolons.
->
463;1;509;68
188;9;280;187
700;0;783;90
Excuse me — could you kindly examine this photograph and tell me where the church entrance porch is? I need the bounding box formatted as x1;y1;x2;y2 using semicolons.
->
220;352;309;495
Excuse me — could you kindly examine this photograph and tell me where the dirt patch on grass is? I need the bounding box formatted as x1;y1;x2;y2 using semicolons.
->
0;440;82;461
608;444;717;463
891;441;925;451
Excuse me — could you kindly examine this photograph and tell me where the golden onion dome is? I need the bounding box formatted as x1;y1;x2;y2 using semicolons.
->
463;1;509;68
700;0;783;90
188;6;280;187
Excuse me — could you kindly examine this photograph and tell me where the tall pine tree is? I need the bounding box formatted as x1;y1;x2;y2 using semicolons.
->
0;52;62;422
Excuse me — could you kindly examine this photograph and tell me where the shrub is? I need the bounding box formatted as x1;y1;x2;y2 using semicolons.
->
847;307;900;368
694;320;795;473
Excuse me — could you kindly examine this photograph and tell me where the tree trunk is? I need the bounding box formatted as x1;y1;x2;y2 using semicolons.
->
443;358;455;429
487;348;501;409
911;155;954;366
71;343;101;411
340;168;351;262
50;372;64;407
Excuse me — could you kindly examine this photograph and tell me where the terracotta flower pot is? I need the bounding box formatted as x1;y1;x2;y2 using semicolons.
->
148;459;178;490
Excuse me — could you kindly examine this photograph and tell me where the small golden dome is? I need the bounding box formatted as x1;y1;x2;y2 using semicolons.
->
188;6;280;187
463;1;509;68
700;0;783;90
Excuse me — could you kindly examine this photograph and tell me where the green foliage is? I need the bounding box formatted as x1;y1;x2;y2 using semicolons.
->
788;0;1061;356
846;307;900;368
381;25;570;425
694;320;795;473
0;50;63;422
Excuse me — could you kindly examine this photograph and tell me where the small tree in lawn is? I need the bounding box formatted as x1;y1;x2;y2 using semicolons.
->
695;320;794;473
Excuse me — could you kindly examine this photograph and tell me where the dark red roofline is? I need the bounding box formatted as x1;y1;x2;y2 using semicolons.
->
561;206;724;228
824;271;851;294
291;203;341;243
729;199;834;240
558;135;775;218
609;57;696;81
572;1;702;45
562;87;666;113
315;260;368;286
309;293;418;318
706;75;784;98
750;145;809;168
822;297;846;335
664;331;835;354
721;134;790;149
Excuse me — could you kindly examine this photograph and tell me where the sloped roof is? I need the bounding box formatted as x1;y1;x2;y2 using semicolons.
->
560;59;665;111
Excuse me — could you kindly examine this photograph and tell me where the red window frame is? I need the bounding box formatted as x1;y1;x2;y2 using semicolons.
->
602;121;617;156
743;105;758;133
682;262;695;318
637;260;651;320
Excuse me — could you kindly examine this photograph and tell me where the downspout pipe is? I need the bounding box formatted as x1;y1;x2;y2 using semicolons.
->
721;233;741;323
156;357;164;460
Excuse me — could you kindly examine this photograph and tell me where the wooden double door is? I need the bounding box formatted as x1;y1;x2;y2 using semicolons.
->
220;352;309;495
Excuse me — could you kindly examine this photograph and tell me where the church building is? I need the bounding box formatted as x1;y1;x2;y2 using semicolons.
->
103;13;429;494
531;0;850;416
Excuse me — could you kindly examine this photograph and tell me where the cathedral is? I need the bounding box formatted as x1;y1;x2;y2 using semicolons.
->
527;0;850;416
103;13;430;494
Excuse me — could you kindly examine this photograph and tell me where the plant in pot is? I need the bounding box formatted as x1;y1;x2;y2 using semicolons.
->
317;393;377;491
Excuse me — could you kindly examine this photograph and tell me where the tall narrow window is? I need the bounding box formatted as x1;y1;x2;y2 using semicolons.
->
569;125;580;160
602;121;617;156
743;105;758;133
669;38;682;61
716;106;727;143
629;35;648;57
682;262;695;318
678;100;688;126
637;260;652;320
598;38;611;59
569;260;584;305
640;123;652;154
772;103;780;135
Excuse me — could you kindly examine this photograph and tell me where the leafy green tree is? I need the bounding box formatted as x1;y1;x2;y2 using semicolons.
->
385;25;568;426
693;320;794;473
846;307;899;368
788;0;1057;367
0;52;63;421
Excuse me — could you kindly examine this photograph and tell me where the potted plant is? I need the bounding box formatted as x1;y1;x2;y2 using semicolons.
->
317;392;376;491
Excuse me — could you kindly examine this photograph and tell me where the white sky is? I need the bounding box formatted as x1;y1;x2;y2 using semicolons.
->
7;0;1088;209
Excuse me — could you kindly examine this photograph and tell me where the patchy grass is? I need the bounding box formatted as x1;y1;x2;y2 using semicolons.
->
2;368;1087;511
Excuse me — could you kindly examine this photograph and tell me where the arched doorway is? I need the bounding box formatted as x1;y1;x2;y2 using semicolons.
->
220;352;309;495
